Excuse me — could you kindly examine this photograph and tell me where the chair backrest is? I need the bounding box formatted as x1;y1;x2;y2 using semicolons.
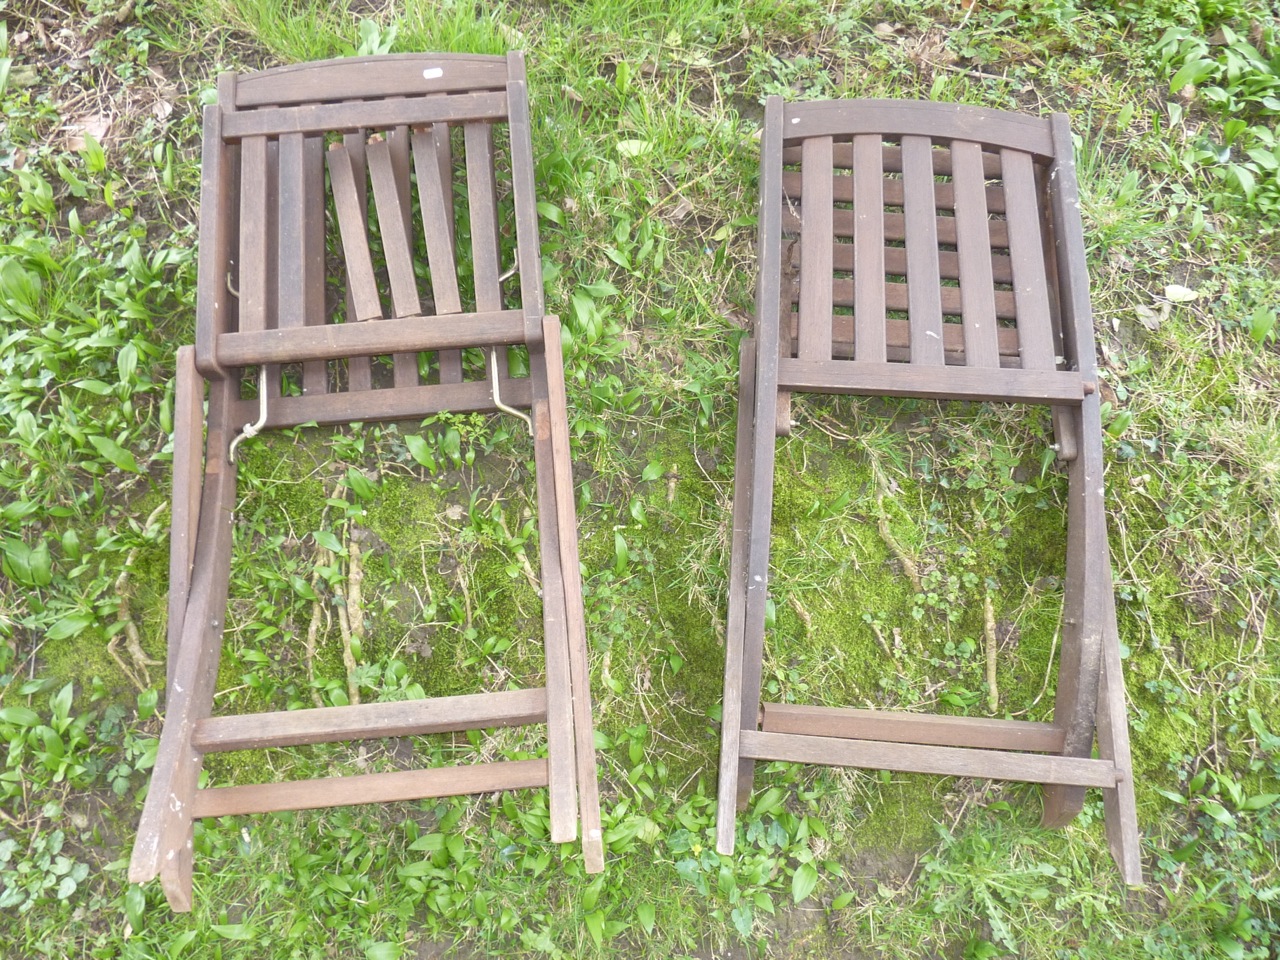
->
194;52;544;429
765;99;1093;403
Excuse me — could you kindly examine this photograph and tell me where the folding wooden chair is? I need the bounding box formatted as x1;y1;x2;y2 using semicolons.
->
716;98;1142;884
129;52;603;911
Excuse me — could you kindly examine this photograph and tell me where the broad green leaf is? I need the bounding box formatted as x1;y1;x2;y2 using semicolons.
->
637;903;655;935
312;530;344;555
89;435;141;473
124;884;146;930
210;923;258;940
584;910;605;947
792;862;819;903
404;434;435;469
46;615;93;641
365;944;403;960
0;706;39;726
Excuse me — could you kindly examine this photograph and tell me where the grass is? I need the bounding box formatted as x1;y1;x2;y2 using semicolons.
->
1;0;1279;956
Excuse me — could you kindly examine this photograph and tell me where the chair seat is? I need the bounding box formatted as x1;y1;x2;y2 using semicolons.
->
716;96;1143;886
129;51;604;913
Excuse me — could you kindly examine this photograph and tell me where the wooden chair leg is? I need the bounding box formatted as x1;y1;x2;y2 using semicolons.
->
167;346;205;696
1097;553;1143;884
541;317;604;873
130;378;239;912
529;349;578;846
1042;403;1104;829
716;338;758;855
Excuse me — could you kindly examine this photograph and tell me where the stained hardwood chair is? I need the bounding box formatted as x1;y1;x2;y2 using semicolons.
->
129;52;603;911
716;97;1142;884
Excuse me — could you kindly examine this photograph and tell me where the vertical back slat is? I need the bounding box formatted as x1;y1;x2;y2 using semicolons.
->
411;127;465;384
852;134;886;362
264;140;281;400
238;136;270;336
302;136;327;395
507;77;547;346
389;124;414;243
902;135;945;365
1002;148;1055;370
797;136;833;361
327;144;382;325
341;131;373;392
276;134;308;334
367;138;420;387
951;140;1001;368
466;121;507;378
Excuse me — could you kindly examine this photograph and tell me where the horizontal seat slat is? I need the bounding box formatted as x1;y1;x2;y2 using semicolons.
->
222;91;508;140
783;143;1005;178
776;357;1086;404
761;703;1065;753
782;170;1006;214
230;376;533;430
829;243;1014;285
193;758;549;818
786;313;1023;363
194;688;547;753
784;208;1010;247
740;730;1116;787
218;310;526;367
831;280;1017;320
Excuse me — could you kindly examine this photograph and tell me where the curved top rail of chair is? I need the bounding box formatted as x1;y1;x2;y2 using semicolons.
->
780;98;1055;159
233;53;512;109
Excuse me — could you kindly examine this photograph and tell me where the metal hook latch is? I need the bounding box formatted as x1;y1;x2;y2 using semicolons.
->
228;367;268;464
489;349;532;437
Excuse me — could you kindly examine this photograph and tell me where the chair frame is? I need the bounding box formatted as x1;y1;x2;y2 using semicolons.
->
129;51;603;911
716;96;1142;885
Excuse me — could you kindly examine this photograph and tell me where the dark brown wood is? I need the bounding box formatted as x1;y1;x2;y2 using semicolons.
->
234;54;509;108
135;53;606;911
782;100;1054;157
761;703;1066;752
834;280;1017;319
368;137;421;386
166;347;203;694
232;377;533;431
798;136;833;361
507;71;548;347
193;759;549;818
340;131;373;392
720;98;1141;886
237;136;270;335
327;144;382;322
194;101;234;379
833;245;1015;285
951;140;1001;367
130;377;238;911
740;730;1117;788
528;339;579;845
782;169;1007;213
784;141;1005;178
852;134;886;363
787;313;1022;363
1003;148;1056;370
222;91;509;140
717;95;784;856
218;309;525;367
785;207;1011;248
542;317;605;873
777;357;1085;404
902;135;946;364
411;127;465;383
194;688;547;752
